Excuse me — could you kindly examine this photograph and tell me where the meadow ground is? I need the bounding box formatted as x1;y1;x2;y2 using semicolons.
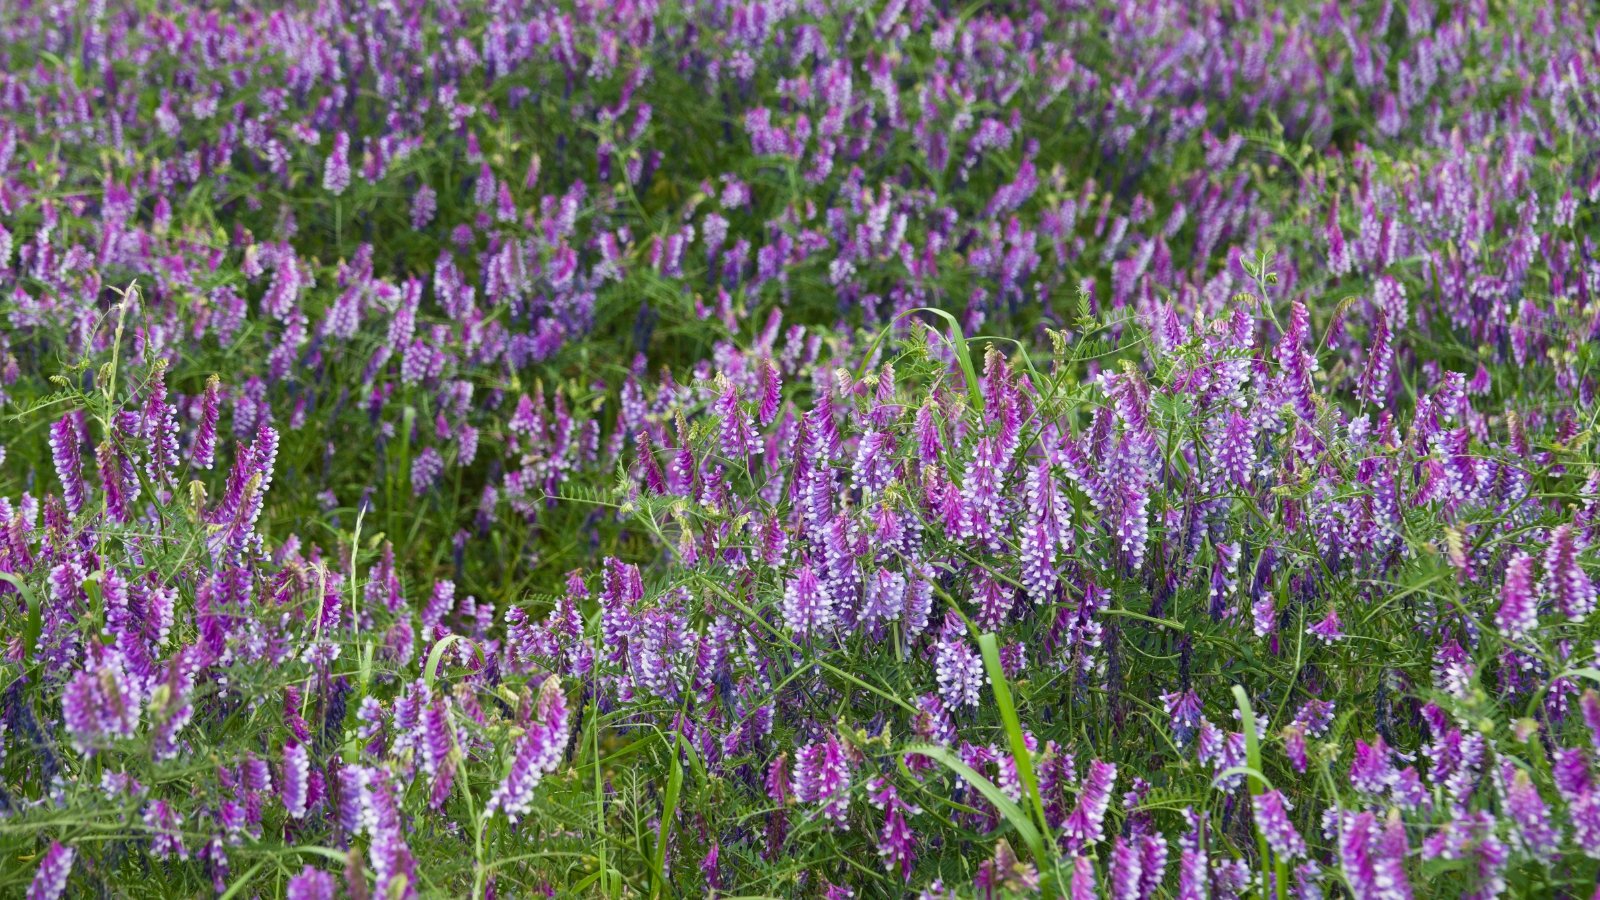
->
2;1;1600;897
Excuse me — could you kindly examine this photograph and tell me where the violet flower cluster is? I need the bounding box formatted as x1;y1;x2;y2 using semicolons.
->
510;296;1598;895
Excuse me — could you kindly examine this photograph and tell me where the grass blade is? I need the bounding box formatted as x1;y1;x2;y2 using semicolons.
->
910;307;983;413
902;742;1045;863
652;736;685;898
978;632;1049;840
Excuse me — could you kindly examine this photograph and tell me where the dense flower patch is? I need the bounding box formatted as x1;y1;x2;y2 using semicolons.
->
2;0;1600;896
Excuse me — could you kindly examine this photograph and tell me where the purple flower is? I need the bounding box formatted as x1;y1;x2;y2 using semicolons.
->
912;693;956;751
1278;301;1319;423
26;842;73;900
1137;834;1168;899
360;770;418;900
933;612;983;710
1109;836;1143;900
1501;764;1559;859
1358;311;1393;405
1324;206;1350;273
421;694;457;810
1021;461;1069;604
49;415;87;515
1583;691;1600;751
4;2;1598;888
324;132;351;196
1252;790;1307;860
285;866;336;900
152;646;203;760
792;734;852;827
700;841;721;893
411;185;437;229
1495;552;1538;640
1571;787;1600;856
1216;411;1256;487
861;569;906;633
914;401;944;465
636;431;668;495
140;369;179;481
1198;720;1248;792
411;447;445;496
1062;760;1116;851
1283;724;1309;773
1176;809;1208;900
1114;480;1153;568
473;163;497;208
486;676;571;822
1341;810;1414;900
757;358;782;426
211;424;279;556
714;379;761;463
1544;524;1595;621
958;437;1005;551
144;799;187;860
97;441;133;523
878;804;915;880
1307;608;1344;643
868;780;919;881
282;740;310;818
1349;737;1395;794
1420;810;1502;899
764;753;791;854
853;430;898;496
61;648;141;754
1162;689;1203;747
973;576;1014;631
1069;855;1097;899
192;375;222;469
